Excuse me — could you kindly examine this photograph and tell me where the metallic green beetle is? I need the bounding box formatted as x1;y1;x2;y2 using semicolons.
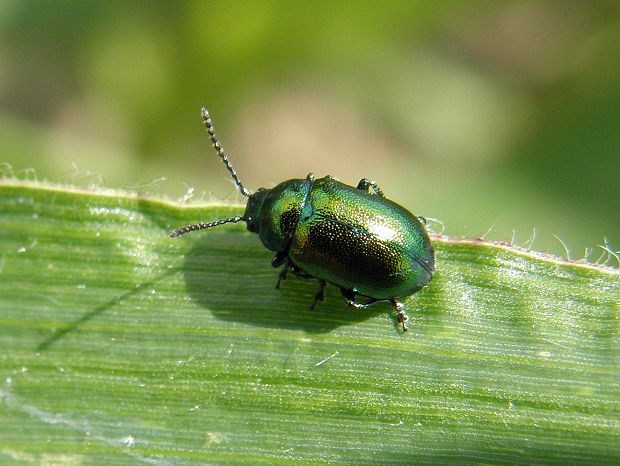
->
171;108;435;331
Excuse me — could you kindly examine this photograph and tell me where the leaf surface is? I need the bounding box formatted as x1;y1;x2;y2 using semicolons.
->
1;181;618;464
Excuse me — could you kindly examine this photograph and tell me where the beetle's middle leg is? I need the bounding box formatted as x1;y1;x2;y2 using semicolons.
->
288;267;326;309
275;261;313;289
273;255;326;309
356;178;384;197
275;264;289;290
310;279;326;310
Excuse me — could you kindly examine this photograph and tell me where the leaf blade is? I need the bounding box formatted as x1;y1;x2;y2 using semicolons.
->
1;181;618;464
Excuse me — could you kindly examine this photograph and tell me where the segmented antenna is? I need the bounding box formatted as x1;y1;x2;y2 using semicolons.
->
170;216;245;238
201;108;251;197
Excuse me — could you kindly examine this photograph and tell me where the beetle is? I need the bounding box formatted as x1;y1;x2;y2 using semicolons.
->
171;108;434;331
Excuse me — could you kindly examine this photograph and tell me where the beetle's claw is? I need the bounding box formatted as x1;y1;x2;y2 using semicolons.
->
398;313;409;332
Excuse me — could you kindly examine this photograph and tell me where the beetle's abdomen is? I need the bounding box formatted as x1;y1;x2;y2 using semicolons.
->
289;177;434;300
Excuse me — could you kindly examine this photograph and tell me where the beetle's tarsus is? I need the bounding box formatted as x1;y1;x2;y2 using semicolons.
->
356;178;385;197
391;299;409;332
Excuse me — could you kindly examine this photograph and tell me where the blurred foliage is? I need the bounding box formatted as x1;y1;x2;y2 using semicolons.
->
1;0;619;257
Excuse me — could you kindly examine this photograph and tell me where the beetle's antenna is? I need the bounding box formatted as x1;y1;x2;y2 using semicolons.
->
170;216;245;238
201;108;251;197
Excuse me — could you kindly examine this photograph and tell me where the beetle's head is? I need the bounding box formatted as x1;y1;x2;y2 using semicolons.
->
243;188;268;233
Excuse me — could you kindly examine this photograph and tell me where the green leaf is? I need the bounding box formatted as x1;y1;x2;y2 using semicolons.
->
1;181;618;464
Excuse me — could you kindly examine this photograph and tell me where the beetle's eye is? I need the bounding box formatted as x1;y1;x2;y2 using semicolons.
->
245;216;258;233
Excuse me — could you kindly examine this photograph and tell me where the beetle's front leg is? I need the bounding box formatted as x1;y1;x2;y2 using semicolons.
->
272;251;289;289
272;250;287;268
356;178;384;197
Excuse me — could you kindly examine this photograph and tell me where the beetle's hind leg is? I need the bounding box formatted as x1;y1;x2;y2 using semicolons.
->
356;178;385;197
341;288;379;308
390;298;409;332
342;289;409;332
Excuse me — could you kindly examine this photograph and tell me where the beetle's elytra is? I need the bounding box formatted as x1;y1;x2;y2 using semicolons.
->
171;108;434;331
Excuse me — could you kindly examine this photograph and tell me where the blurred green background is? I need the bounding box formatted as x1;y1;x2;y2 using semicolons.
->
1;0;619;259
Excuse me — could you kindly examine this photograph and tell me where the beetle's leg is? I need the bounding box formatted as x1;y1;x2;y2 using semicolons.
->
276;260;317;289
287;265;325;307
310;279;326;310
276;263;289;290
341;288;356;305
272;251;288;268
391;298;409;332
291;266;314;279
271;254;288;291
340;288;379;308
417;215;427;225
356;178;384;197
272;251;290;289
